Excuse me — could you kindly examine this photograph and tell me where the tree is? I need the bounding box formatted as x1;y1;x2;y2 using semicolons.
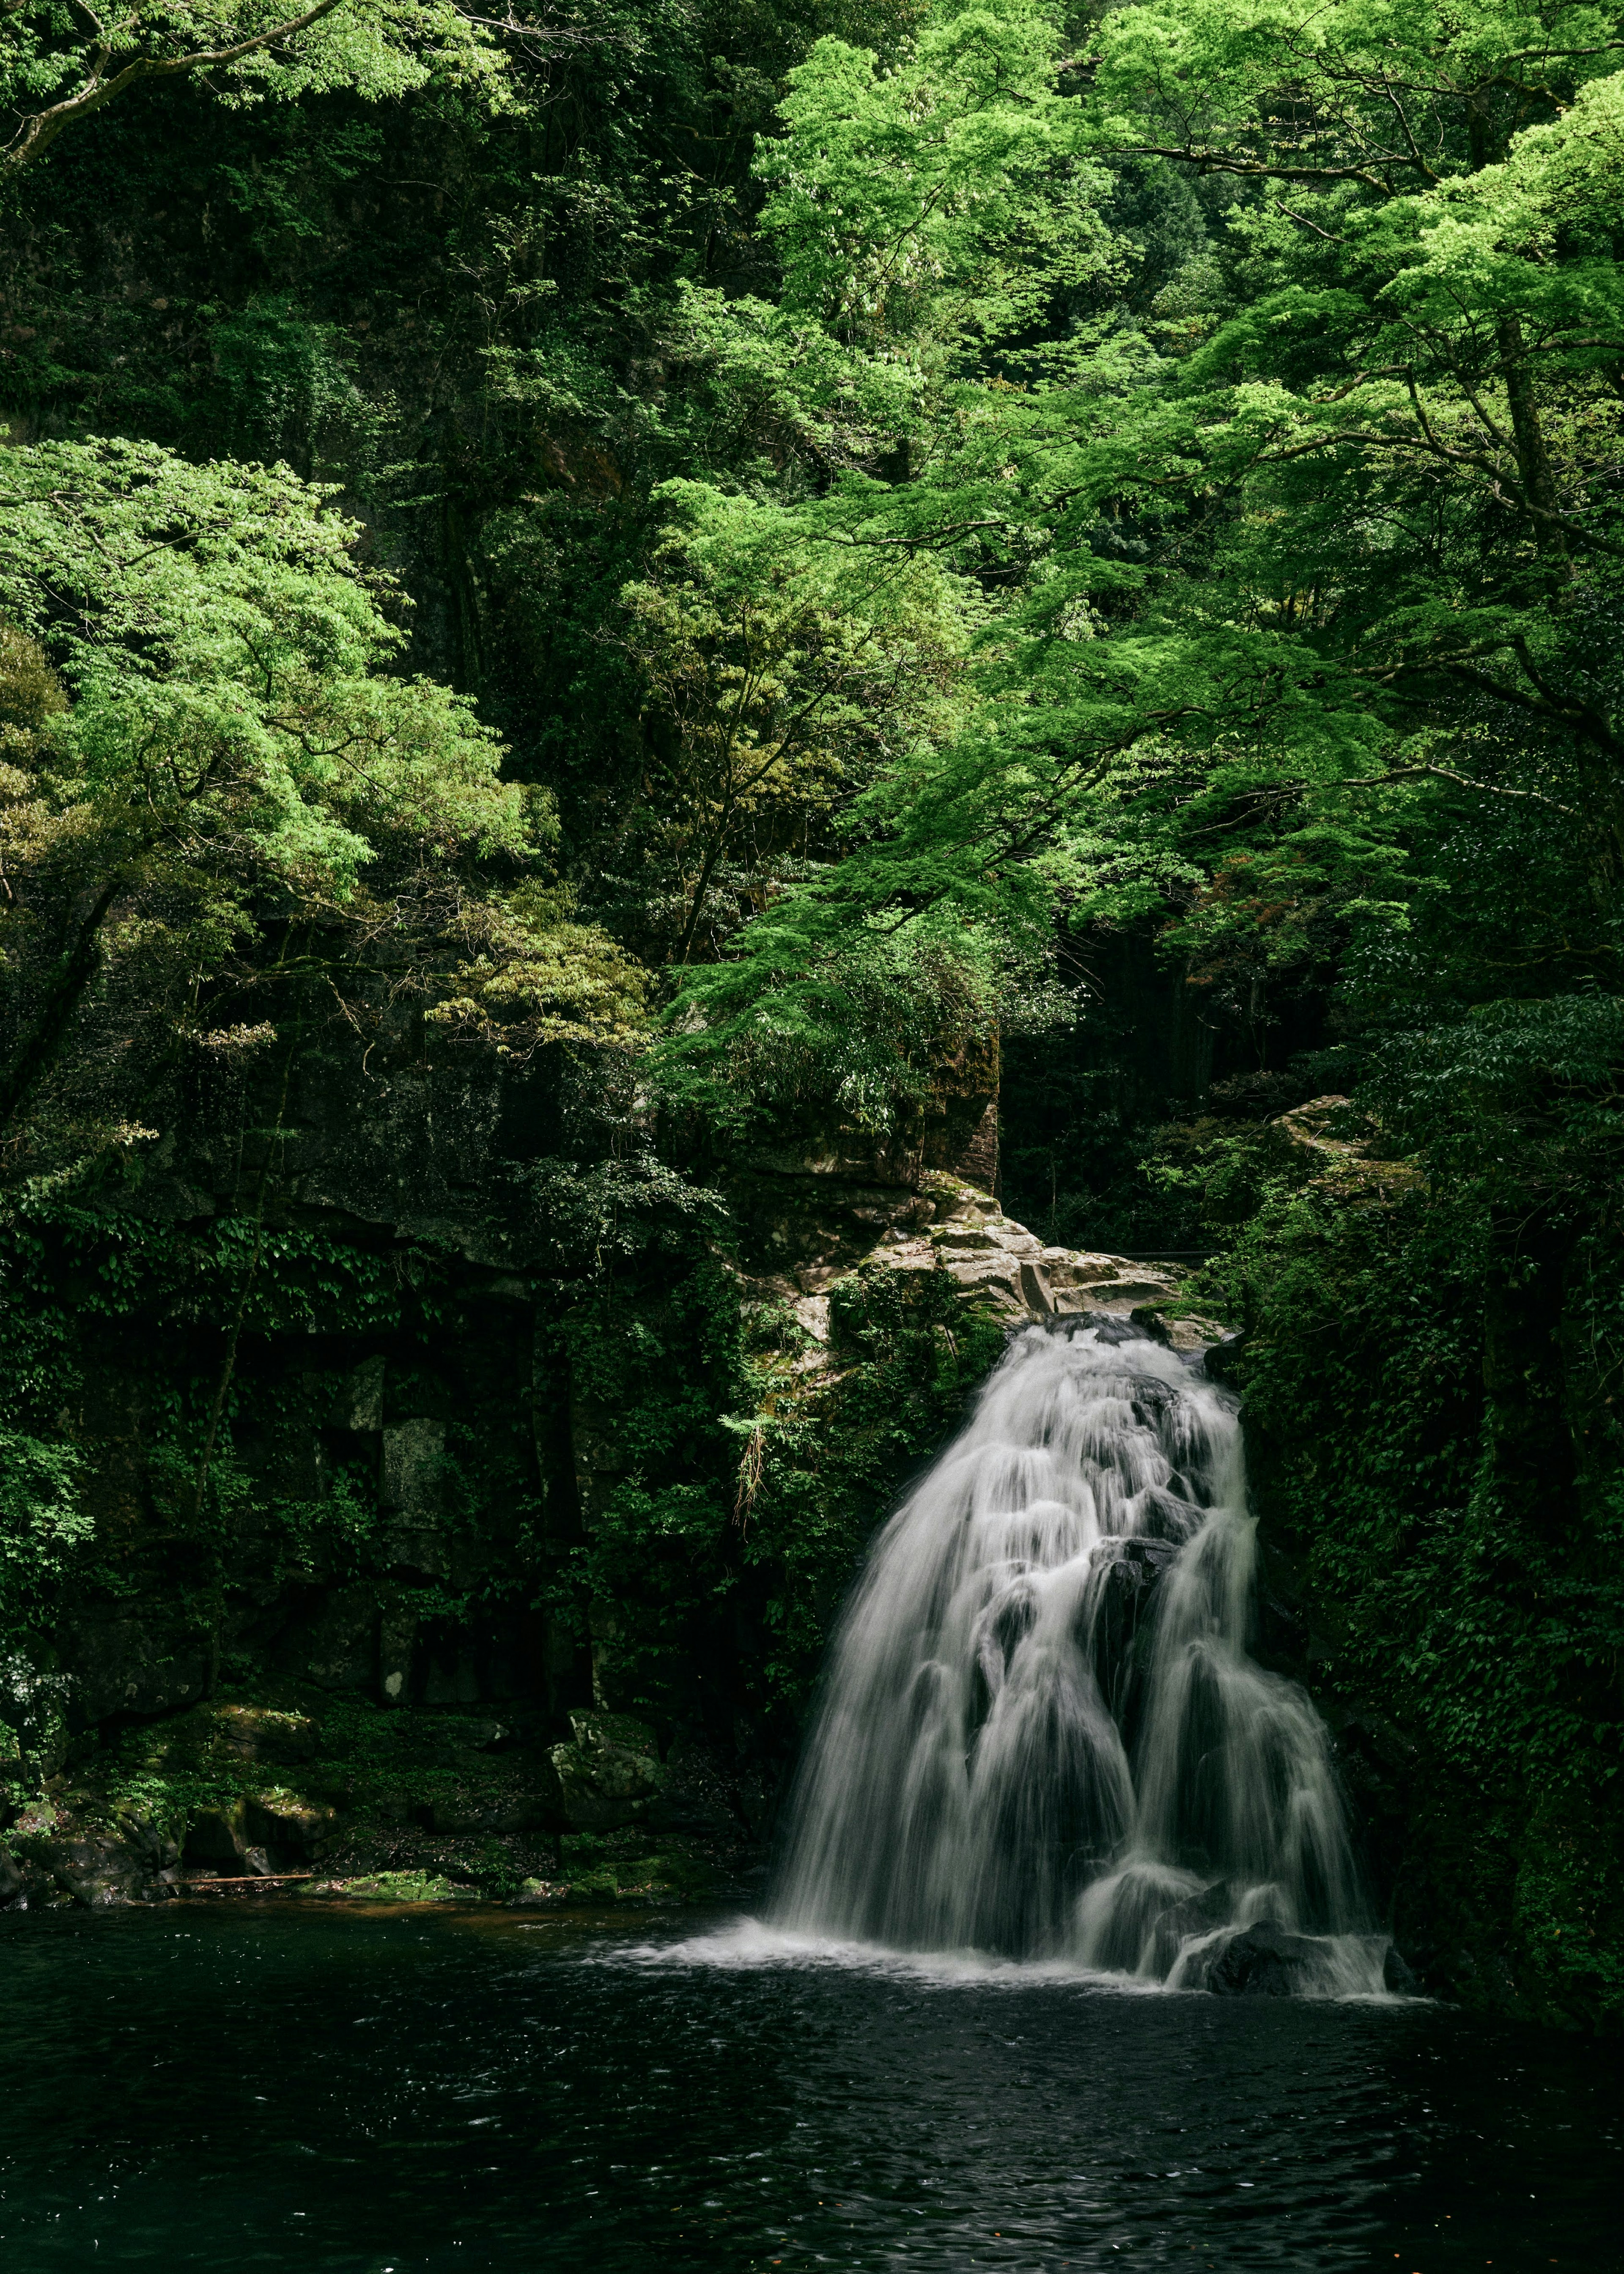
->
760;0;1115;357
618;479;974;964
1;0;499;178
0;436;644;1166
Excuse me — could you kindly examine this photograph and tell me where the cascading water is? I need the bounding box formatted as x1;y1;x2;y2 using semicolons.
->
773;1320;1392;1996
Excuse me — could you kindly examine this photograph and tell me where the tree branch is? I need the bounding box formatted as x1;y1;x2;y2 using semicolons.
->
3;0;350;176
1337;762;1573;813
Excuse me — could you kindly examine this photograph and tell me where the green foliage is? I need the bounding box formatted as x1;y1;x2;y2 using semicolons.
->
543;1242;1003;1728
762;0;1114;351
0;435;523;867
0;437;645;1168
1201;1176;1624;2022
2;0;1622;2019
2;0;501;178
0;1196;450;1662
732;1262;1005;1707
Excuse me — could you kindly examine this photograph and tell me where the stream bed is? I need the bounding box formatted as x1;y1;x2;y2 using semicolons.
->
2;1903;1620;2271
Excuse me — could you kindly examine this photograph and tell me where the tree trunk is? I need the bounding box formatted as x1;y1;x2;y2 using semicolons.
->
0;870;126;1134
1498;315;1564;551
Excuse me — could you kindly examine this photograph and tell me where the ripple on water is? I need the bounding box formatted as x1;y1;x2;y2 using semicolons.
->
0;1905;1619;2274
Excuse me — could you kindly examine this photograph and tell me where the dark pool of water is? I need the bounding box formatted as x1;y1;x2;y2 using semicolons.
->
1;1904;1619;2272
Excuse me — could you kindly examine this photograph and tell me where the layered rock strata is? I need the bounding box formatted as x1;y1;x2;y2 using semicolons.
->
757;1173;1215;1356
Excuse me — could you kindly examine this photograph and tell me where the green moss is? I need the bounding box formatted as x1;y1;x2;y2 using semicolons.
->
332;1870;470;1902
634;1848;718;1900
565;1863;620;1903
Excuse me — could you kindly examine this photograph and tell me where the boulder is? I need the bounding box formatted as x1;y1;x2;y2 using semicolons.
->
1086;1538;1179;1690
857;1179;1190;1326
1130;1304;1227;1354
1203;1920;1327;1997
204;1704;319;1765
134;1701;318;1771
243;1791;340;1863
549;1711;666;1831
182;1797;255;1869
1383;1942;1420;1995
44;1835;149;1909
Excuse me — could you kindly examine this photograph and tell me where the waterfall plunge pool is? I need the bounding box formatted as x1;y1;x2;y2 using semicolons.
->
2;1901;1619;2271
7;1326;1620;2269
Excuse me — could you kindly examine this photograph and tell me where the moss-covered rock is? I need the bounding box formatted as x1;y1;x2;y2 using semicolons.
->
548;1712;664;1831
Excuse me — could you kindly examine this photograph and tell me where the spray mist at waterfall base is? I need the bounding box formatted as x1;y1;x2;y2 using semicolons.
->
765;1322;1396;2000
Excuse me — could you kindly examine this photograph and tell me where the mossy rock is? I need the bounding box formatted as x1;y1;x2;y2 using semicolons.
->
135;1701;318;1772
548;1711;664;1832
565;1862;621;1903
334;1870;470;1902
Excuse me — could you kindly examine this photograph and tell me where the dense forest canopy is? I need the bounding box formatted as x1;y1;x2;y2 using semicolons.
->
2;0;1622;2017
8;0;1621;1160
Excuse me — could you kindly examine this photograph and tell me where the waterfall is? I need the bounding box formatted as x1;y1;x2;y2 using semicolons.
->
772;1320;1391;1996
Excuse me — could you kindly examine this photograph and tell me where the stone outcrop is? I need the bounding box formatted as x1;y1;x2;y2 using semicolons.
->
858;1174;1189;1322
746;1171;1219;1355
0;985;1229;1923
1202;1920;1328;1997
547;1710;666;1832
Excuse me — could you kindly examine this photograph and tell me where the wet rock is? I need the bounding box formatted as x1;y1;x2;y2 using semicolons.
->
110;1812;166;1868
1087;1540;1179;1695
549;1710;666;1832
45;1836;149;1908
510;1876;562;1907
1202;1336;1247;1389
1204;1920;1325;1997
244;1791;340;1863
1129;1305;1226;1354
0;1844;21;1903
1383;1943;1420;1995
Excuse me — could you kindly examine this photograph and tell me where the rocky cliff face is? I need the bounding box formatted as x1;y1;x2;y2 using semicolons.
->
0;1009;1211;1915
742;1168;1208;1353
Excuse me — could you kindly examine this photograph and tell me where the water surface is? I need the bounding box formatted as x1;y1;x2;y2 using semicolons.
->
2;1903;1619;2270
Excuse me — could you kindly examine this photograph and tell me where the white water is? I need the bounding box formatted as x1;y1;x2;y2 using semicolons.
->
772;1321;1390;1996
